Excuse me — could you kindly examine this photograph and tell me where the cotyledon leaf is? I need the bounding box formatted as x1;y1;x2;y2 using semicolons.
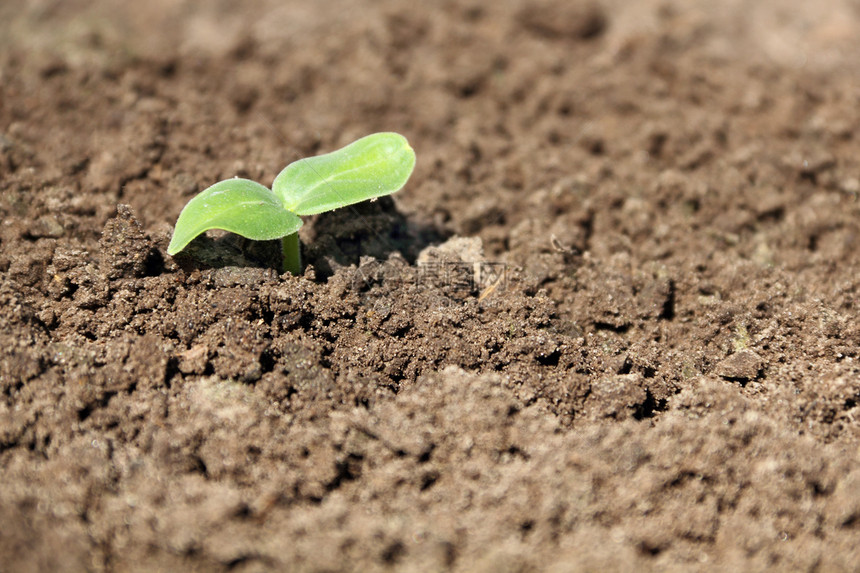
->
167;178;303;255
272;132;416;216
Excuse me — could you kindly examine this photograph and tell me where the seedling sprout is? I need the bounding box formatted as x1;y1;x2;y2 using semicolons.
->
167;132;416;274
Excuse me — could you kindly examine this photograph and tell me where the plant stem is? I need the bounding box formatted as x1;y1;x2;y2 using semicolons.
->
282;232;302;275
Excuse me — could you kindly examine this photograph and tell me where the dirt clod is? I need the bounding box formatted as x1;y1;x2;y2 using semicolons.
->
715;349;764;381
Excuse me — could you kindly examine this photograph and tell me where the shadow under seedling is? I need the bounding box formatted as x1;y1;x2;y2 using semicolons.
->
167;132;416;274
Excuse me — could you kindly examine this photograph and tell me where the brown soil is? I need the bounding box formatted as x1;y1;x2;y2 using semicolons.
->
3;0;860;571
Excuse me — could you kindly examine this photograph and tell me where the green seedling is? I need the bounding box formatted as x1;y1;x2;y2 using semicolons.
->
167;132;416;274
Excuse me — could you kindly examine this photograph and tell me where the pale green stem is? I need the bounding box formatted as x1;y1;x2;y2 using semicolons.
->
282;232;302;275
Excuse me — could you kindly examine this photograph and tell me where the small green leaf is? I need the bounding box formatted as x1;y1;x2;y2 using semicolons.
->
272;132;416;216
167;178;303;255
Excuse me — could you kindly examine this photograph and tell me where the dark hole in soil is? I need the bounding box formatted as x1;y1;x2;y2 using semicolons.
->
417;445;434;463
633;390;668;420
520;520;535;537
420;471;439;491
537;349;561;366
325;454;364;493
259;349;276;375
594;322;631;333
381;540;406;564
841;513;860;529
191;455;208;477
659;280;676;320
638;539;666;557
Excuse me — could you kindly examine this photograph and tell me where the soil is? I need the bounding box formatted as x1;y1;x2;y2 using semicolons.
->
2;0;860;571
